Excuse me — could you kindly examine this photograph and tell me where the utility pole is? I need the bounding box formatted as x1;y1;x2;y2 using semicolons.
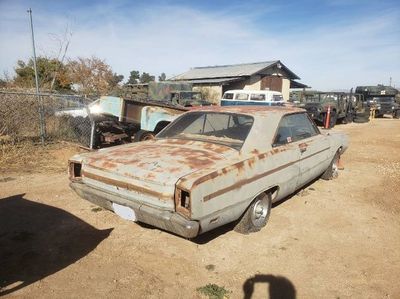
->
28;8;46;145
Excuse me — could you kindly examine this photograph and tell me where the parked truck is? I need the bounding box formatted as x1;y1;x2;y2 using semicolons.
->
355;85;400;118
122;82;212;107
88;96;189;147
298;91;356;128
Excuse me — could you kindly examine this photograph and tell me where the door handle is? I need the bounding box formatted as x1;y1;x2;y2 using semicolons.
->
299;143;307;153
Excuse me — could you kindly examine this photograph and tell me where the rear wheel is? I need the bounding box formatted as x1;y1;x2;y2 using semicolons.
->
394;110;400;119
134;130;155;142
234;193;272;234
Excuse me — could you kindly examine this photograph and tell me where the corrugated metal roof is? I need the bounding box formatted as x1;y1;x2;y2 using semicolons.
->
171;61;279;80
172;77;243;85
290;80;310;89
170;60;300;80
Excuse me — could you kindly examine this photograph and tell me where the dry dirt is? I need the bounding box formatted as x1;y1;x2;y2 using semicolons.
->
1;119;400;298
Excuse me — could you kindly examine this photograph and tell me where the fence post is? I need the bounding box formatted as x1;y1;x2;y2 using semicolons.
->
28;8;46;145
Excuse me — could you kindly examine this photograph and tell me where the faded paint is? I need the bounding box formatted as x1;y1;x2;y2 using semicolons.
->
88;96;123;119
69;106;349;238
140;106;184;132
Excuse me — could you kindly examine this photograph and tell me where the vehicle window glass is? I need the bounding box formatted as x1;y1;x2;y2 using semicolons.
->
273;117;292;146
157;112;254;150
289;113;319;142
273;113;319;146
235;93;249;101
272;95;283;101
223;93;234;99
250;94;265;101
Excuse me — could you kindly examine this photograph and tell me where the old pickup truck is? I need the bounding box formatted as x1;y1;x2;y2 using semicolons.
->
69;106;348;238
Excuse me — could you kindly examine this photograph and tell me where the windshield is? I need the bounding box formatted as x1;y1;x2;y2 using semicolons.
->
374;97;394;103
321;94;338;102
304;93;340;103
180;92;202;100
157;112;254;150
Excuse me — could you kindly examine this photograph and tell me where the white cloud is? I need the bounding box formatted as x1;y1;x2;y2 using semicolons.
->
0;1;399;90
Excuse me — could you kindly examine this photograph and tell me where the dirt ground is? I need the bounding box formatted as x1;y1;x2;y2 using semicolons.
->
1;119;400;298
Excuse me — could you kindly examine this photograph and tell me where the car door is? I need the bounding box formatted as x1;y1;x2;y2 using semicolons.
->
271;116;302;199
289;113;331;188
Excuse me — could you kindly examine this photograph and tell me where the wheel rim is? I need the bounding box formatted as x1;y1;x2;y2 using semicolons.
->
250;196;269;227
332;156;339;178
142;134;154;141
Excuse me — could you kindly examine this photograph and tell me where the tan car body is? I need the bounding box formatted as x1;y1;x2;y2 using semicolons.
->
69;106;348;238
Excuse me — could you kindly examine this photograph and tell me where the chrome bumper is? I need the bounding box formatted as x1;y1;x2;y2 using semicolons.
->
70;182;200;238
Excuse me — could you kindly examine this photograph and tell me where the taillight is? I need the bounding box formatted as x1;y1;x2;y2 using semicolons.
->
175;187;191;217
69;162;82;180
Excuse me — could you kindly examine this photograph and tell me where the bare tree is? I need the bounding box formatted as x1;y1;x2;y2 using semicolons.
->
48;25;73;91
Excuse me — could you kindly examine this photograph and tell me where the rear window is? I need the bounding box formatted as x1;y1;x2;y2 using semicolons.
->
157;112;254;150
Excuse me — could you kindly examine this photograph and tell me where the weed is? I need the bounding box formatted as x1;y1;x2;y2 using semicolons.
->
197;284;231;299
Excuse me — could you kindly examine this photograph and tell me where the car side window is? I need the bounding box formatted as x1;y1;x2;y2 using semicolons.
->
273;113;319;146
235;93;249;101
223;93;234;99
250;94;265;101
291;113;320;141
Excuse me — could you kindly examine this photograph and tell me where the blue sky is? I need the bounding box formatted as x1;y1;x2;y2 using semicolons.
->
0;0;399;90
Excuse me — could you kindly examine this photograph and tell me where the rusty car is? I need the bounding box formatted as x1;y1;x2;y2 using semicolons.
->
69;106;348;238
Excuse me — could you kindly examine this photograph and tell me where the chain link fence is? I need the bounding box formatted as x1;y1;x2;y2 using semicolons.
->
0;90;94;147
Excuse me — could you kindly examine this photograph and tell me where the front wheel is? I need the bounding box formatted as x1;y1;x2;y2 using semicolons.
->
234;193;272;234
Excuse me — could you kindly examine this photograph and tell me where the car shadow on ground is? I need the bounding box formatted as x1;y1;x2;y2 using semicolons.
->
243;274;296;299
0;194;112;296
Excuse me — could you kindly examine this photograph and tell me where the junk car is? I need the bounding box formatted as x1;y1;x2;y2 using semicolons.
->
69;106;348;238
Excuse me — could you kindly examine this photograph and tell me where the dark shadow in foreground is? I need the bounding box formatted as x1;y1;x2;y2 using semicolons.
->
243;274;296;299
0;194;112;296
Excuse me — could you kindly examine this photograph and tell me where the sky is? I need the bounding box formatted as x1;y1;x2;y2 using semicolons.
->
0;0;399;90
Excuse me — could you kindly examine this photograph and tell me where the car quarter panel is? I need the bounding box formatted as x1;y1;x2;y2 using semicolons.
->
177;143;302;233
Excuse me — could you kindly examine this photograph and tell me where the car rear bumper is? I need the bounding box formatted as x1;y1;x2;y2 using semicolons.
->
70;181;200;238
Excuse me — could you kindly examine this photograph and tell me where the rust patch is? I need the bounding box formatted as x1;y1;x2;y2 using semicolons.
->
203;147;331;202
248;157;256;168
82;170;171;201
251;149;260;155
100;161;118;169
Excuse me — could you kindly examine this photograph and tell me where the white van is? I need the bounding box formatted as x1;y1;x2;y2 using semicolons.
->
221;90;284;106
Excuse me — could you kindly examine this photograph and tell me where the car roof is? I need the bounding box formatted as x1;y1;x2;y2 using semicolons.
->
187;105;304;116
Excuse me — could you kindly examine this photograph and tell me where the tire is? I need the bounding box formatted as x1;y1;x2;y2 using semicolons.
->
353;117;369;123
394;110;400;119
321;151;340;180
234;193;272;234
343;112;354;124
133;130;155;142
